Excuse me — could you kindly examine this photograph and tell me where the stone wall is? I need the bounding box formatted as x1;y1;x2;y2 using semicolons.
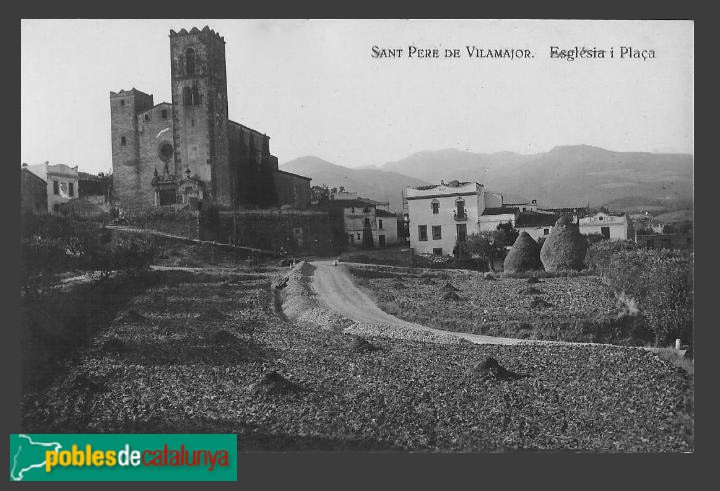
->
124;208;200;239
274;170;311;209
202;209;336;255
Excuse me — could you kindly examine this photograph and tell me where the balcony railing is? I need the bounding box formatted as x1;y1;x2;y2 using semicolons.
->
453;209;468;221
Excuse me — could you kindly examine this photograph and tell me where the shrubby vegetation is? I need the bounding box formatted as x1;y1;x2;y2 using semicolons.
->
584;240;693;347
585;239;639;273
605;249;693;347
21;212;159;294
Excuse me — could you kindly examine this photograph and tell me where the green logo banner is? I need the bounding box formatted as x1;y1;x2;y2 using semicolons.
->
9;434;237;481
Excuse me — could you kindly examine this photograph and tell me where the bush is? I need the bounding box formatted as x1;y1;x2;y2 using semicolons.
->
585;239;639;273
606;249;693;346
21;214;159;291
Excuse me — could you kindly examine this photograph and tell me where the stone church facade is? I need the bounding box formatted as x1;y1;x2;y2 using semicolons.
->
110;27;311;211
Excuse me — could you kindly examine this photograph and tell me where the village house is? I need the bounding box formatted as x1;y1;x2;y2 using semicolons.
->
578;211;633;240
514;211;560;241
20;166;48;215
327;197;401;248
23;162;79;213
406;180;508;256
478;206;519;231
504;199;538;212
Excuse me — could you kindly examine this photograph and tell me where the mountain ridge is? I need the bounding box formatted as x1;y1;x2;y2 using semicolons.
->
281;145;693;211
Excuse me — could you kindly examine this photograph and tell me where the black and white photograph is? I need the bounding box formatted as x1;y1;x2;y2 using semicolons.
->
20;19;693;454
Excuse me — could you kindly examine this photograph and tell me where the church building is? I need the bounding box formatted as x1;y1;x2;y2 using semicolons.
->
110;27;311;211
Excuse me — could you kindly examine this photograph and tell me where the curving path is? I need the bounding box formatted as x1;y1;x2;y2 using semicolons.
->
309;261;670;353
310;260;545;346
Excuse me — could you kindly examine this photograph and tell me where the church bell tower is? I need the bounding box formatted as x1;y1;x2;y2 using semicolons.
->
169;26;231;206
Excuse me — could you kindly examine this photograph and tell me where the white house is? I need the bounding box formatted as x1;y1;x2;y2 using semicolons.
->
478;206;519;231
407;180;507;256
24;162;79;213
578;211;633;240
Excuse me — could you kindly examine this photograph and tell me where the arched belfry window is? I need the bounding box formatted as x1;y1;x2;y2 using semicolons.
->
183;86;201;106
186;48;196;75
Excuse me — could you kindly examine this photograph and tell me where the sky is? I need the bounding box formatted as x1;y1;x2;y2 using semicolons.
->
21;19;693;174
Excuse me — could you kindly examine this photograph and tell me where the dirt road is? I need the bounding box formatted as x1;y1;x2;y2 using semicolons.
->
310;260;539;345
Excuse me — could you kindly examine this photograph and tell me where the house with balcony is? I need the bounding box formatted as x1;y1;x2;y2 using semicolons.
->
406;180;507;256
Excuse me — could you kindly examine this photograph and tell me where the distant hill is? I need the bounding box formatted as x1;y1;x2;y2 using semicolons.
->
280;156;429;212
380;145;693;209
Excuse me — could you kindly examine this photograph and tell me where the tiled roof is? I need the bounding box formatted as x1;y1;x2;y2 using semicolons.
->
515;212;559;228
375;209;399;218
481;207;519;216
327;199;377;208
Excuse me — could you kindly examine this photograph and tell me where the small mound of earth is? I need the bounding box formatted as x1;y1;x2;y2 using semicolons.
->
527;277;542;284
471;356;524;382
351;336;382;353
101;337;130;354
118;310;147;323
421;278;436;285
250;371;302;395
210;330;238;344
197;308;227;322
530;298;554;309
484;274;497;280
442;282;460;291
393;281;408;290
519;287;544;295
443;291;462;301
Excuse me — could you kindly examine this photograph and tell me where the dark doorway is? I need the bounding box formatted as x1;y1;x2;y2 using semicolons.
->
601;226;610;239
158;189;175;206
456;223;467;242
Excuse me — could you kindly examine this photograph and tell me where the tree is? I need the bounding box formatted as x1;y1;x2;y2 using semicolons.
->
310;185;330;206
496;221;519;248
464;224;519;271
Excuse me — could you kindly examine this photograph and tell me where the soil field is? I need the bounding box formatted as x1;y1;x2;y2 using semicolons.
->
22;268;692;452
348;265;652;345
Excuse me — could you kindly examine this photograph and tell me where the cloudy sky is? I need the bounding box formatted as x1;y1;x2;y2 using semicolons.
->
21;19;693;174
